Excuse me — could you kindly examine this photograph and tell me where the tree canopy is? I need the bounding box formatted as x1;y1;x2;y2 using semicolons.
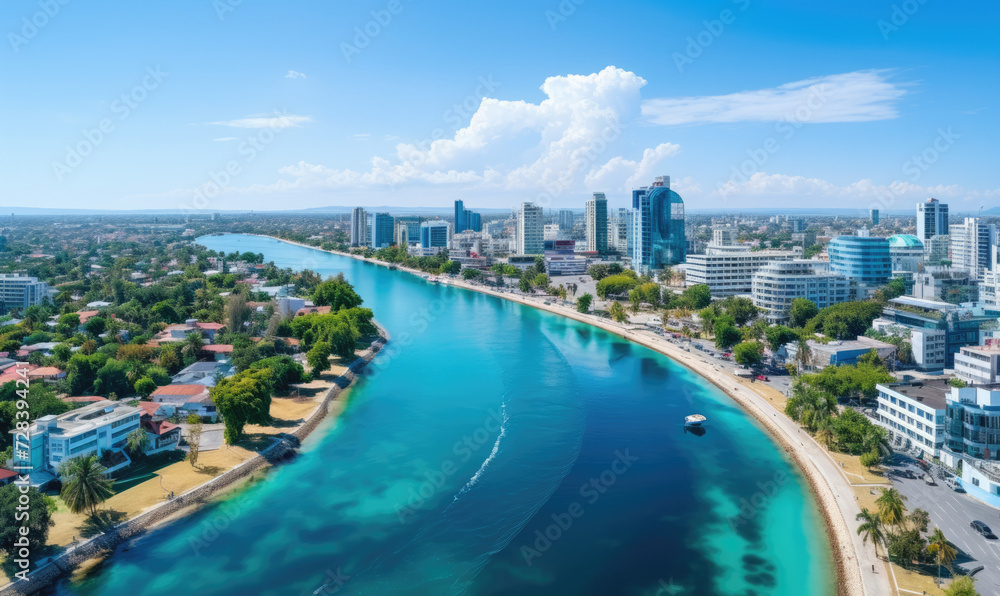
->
211;367;274;444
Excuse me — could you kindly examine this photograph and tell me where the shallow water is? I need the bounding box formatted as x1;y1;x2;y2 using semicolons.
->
56;234;835;596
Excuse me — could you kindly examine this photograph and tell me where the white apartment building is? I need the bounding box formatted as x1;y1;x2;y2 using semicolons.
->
711;225;739;247
584;192;608;253
874;380;947;460
350;207;368;247
950;217;997;280
923;234;950;264
19;401;143;482
981;270;1000;308
516;202;544;255
0;274;53;314
608;208;633;255
955;340;1000;385
871;319;947;371
685;245;798;297
751;260;853;323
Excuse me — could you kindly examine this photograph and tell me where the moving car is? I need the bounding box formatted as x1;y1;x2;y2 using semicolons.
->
971;521;996;539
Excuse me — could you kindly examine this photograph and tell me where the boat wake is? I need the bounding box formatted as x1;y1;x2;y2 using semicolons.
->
452;401;509;502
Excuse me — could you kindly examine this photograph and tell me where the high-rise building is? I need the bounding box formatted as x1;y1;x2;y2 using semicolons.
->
687;246;799;298
350;207;368;247
924;235;950;264
608;208;630;254
369;213;395;249
630;176;685;272
950;217;997;280
870;209;880;226
0;274;53;315
467;211;481;233
420;221;452;249
917;198;948;241
711;225;739;247
828;235;892;291
752;261;853;323
454;200;467;233
558;209;574;231
516;202;544;255
584;192;608;254
887;234;924;274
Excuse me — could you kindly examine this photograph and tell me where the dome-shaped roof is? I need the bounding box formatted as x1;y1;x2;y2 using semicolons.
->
888;234;924;248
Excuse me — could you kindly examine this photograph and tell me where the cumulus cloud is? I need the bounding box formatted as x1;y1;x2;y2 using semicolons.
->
285;70;307;79
641;70;906;125
246;66;663;200
715;172;1000;208
207;114;312;129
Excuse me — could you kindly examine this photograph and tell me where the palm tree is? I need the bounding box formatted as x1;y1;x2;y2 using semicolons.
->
862;425;892;459
794;338;812;372
876;488;908;530
856;508;886;558
909;508;930;533
608;301;628;323
815;427;834;449
60;454;115;518
926;528;957;579
182;332;204;359
125;428;150;457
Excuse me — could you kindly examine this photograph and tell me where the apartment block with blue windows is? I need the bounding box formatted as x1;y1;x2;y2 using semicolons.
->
828;235;891;294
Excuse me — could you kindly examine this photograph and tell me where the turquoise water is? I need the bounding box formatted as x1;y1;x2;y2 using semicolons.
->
58;234;834;596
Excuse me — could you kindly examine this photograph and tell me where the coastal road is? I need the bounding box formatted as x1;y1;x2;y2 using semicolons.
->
888;463;1000;593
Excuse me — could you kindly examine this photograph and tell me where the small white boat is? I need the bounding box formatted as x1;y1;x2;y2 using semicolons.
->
684;414;706;427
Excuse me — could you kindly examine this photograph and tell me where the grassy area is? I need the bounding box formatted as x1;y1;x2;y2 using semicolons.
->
827;451;889;484
886;561;946;596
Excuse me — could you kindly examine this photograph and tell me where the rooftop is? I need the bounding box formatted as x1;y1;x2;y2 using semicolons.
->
811;336;896;354
887;234;924;248
881;380;952;410
888;296;956;312
38;401;140;436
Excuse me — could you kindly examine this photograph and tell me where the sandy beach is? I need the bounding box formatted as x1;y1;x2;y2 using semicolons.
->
267;238;884;596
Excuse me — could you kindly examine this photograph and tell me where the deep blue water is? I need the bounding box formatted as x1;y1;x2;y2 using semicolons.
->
56;235;834;596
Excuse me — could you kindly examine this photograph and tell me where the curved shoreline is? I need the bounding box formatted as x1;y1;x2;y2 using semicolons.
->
249;235;877;596
1;325;388;596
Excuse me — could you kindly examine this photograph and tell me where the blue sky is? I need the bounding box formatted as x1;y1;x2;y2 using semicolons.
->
2;0;997;212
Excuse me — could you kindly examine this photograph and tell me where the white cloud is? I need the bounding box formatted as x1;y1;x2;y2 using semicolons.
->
353;133;371;140
240;66;660;201
207;114;312;129
213;137;239;142
641;70;906;125
285;70;307;79
714;171;1000;208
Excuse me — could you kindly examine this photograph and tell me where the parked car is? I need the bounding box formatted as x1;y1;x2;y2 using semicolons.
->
755;375;770;382
923;474;936;486
971;521;996;539
954;482;966;493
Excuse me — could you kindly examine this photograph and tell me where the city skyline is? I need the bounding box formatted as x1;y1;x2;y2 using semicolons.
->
2;1;997;212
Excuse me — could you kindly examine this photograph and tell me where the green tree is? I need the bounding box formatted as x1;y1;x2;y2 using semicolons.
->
519;276;533;293
909;508;930;533
723;296;759;326
312;273;363;311
186;412;202;467
307;341;332;374
211;368;274;444
125;427;150;458
926;528;958;579
789;298;818;328
714;318;742;350
0;484;52;561
134;376;157;397
576;293;593;313
681;284;712;310
945;577;980;596
860;450;880;471
608;301;628;323
83;316;107;337
887;529;925;569
59;454;115;518
765;325;800;352
876;488;908;529
733;341;765;367
855;508;886;559
596;274;639;299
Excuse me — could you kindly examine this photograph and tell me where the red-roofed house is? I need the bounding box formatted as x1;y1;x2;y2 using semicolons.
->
138;400;169;420
296;305;332;317
202;344;233;359
0;364;35;385
152;384;217;421
143;419;181;454
28;367;66;381
0;468;17;486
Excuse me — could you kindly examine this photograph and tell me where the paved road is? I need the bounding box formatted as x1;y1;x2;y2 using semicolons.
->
886;458;1000;593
